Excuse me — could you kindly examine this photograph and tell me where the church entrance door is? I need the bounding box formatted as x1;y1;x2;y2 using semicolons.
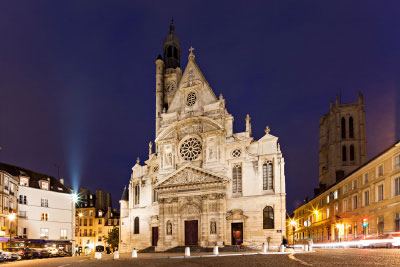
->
231;223;243;245
185;220;198;246
152;227;159;246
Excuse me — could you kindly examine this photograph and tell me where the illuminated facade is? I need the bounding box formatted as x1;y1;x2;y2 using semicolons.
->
119;23;286;252
76;189;119;254
289;141;400;243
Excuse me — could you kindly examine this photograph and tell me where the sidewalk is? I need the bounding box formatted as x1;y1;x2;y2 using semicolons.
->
92;248;309;260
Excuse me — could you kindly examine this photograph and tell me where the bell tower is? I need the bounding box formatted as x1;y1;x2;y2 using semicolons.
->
318;92;367;187
155;21;182;136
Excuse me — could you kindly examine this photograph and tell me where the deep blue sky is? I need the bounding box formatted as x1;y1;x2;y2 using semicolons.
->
1;1;399;212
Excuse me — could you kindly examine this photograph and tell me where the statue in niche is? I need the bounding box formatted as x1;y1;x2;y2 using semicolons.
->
165;153;172;166
208;147;216;160
210;221;217;234
166;221;172;235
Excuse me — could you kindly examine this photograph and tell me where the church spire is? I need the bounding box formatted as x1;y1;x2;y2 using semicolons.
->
163;20;181;69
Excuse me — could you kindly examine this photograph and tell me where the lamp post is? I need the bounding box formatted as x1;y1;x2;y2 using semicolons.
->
8;213;16;248
71;193;81;256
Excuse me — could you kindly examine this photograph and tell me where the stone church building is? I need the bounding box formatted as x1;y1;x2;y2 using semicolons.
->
119;23;286;252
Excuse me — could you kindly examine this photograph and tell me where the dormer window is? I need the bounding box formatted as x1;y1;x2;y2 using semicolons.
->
98;210;103;217
40;181;49;190
20;177;29;186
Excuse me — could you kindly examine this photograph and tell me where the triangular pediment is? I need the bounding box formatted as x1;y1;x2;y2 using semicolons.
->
155;165;227;189
168;56;218;113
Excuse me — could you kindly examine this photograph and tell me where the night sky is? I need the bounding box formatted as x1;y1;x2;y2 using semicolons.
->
1;1;399;212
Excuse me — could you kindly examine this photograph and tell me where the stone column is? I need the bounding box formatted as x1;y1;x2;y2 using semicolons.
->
201;195;208;246
217;193;225;246
172;197;179;247
157;198;165;251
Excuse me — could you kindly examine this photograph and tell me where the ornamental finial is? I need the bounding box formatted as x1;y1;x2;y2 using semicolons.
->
265;126;270;134
136;157;140;164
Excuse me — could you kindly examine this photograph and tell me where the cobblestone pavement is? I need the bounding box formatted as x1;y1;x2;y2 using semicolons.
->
2;249;400;266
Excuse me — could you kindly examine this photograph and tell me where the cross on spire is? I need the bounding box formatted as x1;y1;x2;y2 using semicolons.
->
189;46;195;54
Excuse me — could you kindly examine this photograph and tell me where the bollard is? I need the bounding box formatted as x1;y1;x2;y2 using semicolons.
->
280;245;285;252
262;243;267;253
95;252;102;259
309;245;313;252
185;247;190;257
213;246;219;255
114;251;119;259
304;245;309;251
132;249;137;258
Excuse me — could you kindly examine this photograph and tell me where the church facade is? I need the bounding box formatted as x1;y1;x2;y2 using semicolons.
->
119;23;286;252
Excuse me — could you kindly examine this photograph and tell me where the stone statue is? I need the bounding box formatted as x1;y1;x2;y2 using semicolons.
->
210;221;217;234
167;221;172;235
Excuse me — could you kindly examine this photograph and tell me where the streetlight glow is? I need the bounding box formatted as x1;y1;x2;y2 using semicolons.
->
8;213;16;221
71;193;79;203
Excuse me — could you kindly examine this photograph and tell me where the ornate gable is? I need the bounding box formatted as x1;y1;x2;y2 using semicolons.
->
155;166;227;189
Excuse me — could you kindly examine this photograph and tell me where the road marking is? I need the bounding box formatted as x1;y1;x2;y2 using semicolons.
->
288;253;312;266
78;259;86;262
57;264;71;267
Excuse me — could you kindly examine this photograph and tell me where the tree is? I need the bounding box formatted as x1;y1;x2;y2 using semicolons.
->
103;227;119;251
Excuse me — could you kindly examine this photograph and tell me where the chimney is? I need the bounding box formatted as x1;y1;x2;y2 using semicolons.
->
59;178;64;185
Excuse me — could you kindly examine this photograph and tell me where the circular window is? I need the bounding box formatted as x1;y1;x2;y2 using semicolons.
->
180;137;202;161
186;92;197;106
232;149;241;158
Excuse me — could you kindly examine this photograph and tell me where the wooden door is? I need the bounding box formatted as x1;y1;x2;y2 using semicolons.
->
185;220;198;246
152;227;159;246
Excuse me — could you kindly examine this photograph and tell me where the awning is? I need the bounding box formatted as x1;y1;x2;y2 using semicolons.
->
0;237;9;242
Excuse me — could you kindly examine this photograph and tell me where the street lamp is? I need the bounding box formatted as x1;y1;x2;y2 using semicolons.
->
8;213;16;248
289;219;297;246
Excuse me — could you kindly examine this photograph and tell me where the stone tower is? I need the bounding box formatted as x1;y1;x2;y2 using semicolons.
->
318;92;367;187
155;22;182;136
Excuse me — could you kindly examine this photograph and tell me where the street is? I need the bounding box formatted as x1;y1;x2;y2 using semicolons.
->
1;249;400;266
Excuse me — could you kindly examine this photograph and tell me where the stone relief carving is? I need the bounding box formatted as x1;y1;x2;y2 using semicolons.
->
208;147;216;160
208;202;217;212
162;169;209;186
181;204;200;215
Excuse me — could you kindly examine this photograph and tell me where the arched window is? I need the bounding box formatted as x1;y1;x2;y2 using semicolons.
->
134;185;140;205
341;117;346;139
134;217;139;234
263;162;274;190
342;145;347;162
232;165;242;193
173;47;178;59
263;206;274;229
167;46;173;58
349;117;354;138
350;145;355;161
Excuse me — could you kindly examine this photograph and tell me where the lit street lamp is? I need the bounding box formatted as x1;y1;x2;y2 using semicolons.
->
289;219;297;246
8;213;16;248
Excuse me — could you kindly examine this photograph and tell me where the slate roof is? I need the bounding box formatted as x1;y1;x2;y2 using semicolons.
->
0;162;72;194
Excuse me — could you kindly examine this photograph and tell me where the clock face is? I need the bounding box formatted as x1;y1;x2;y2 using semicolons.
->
165;81;176;93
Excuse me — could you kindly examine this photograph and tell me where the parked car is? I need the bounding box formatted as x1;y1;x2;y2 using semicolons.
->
36;249;50;258
31;249;39;258
2;248;21;260
0;252;5;262
47;248;59;257
17;248;33;259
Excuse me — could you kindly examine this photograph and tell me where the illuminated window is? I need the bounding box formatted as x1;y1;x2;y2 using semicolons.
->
60;229;67;240
263;162;274;190
394;155;400;170
41;181;49;190
377;184;384;201
232;164;242;193
377;165;384;177
364;190;369;206
263;206;274;229
19;177;29;186
334;190;338;199
326;195;330;204
40;228;49;239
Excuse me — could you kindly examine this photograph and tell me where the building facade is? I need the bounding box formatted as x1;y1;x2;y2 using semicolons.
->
0;165;18;249
0;163;74;251
290;141;400;243
318;94;367;187
76;189;119;254
119;23;287;252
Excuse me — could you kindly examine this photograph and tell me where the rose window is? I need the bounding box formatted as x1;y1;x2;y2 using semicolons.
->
186;92;197;106
232;149;241;158
180;137;202;161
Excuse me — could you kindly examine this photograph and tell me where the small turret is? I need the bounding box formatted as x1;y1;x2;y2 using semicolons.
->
119;186;129;218
163;21;181;69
